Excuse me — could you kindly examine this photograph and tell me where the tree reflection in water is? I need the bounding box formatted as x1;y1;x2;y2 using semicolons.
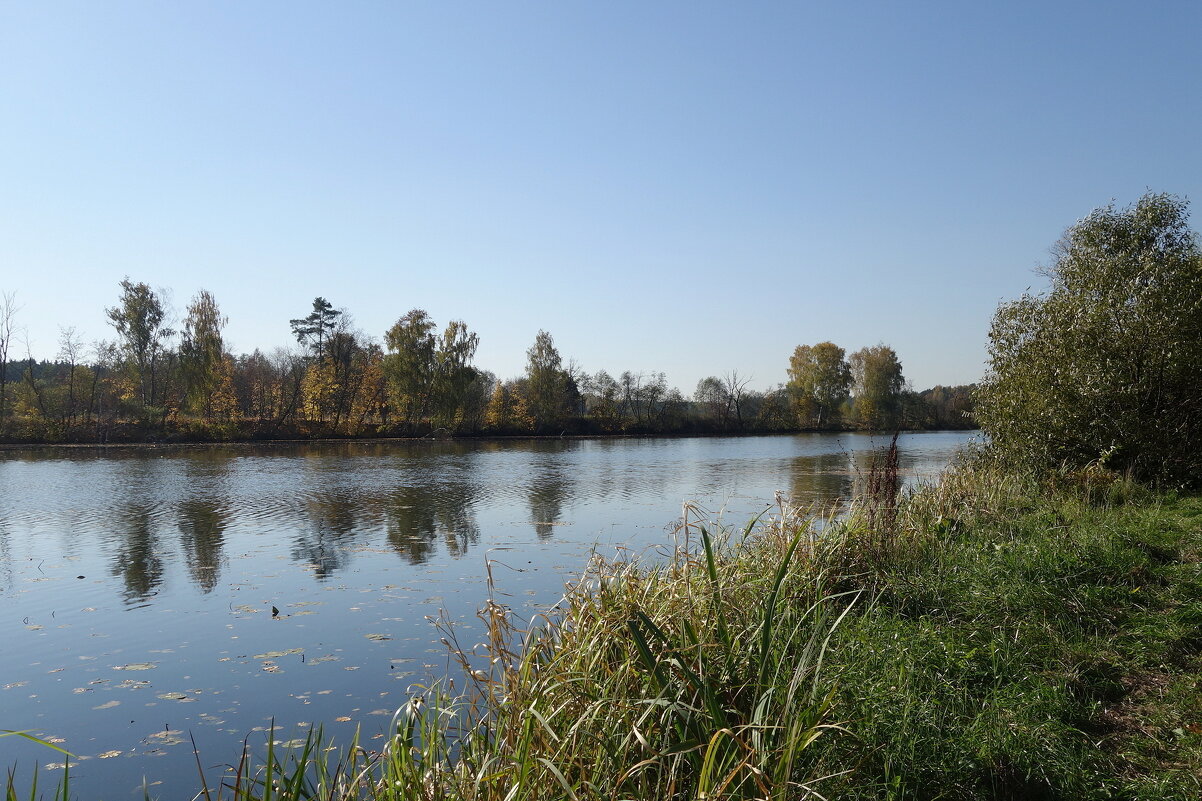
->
177;498;228;592
294;489;361;579
112;503;163;602
385;483;479;565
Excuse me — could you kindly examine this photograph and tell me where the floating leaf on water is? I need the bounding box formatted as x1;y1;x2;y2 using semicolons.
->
364;633;391;642
97;750;122;759
144;729;186;746
47;737;66;744
72;687;92;694
287;601;323;607
335;716;351;722
233;605;260;614
4;681;30;690
293;610;316;616
156;692;190;701
253;648;302;660
45;763;67;771
309;656;339;664
273;739;307;749
26;624;44;631
263;664;282;673
93;701;120;710
117;680;150;689
344;666;360;671
317;690;332;695
113;663;156;671
47;668;66;674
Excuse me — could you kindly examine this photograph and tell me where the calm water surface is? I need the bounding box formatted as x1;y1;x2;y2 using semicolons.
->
0;432;975;797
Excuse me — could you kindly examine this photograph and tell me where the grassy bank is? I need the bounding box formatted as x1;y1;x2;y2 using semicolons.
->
9;458;1202;799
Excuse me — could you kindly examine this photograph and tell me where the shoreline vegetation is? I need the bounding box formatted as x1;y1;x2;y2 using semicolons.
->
9;450;1201;799
0;285;974;447
7;191;1201;797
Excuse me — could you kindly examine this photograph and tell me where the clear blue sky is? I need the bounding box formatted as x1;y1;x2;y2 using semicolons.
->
2;1;1199;393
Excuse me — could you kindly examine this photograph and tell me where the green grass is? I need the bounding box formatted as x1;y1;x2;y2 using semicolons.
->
8;459;1202;799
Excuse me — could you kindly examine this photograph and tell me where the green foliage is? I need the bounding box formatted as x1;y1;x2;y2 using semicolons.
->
180;289;229;419
383;310;480;432
803;464;1202;800
523;330;575;429
849;344;904;429
976;192;1202;486
787;342;852;428
105;278;174;411
289;297;342;359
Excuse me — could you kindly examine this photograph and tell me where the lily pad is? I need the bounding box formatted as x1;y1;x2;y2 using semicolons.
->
364;633;391;642
113;663;156;671
156;692;190;701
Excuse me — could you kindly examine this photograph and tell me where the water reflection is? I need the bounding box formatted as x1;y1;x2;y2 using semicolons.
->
1;433;974;595
177;499;228;592
787;451;855;511
112;504;163;602
528;458;572;541
175;455;233;592
385;484;480;564
0;521;12;593
296;488;364;578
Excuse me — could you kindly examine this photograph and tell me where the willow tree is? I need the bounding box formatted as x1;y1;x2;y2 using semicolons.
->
383;310;480;431
976;192;1202;485
430;320;479;428
383;309;437;430
179;290;229;419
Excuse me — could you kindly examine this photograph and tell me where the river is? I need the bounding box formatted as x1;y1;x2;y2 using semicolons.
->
0;431;975;798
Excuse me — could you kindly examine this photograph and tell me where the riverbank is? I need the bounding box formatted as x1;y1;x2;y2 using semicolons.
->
8;456;1200;799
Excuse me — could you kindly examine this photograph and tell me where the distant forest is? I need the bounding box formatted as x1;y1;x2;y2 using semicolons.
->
0;285;975;443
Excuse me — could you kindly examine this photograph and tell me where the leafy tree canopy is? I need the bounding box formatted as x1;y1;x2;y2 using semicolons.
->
976;192;1202;486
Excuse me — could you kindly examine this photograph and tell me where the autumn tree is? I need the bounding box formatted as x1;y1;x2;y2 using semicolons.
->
106;279;174;414
179;290;228;419
525;331;575;430
430;320;480;429
383;309;437;430
787;342;851;429
849;345;905;430
484;379;533;432
976;192;1202;485
303;319;373;431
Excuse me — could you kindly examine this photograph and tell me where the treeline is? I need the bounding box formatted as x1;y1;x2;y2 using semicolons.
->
0;284;975;443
